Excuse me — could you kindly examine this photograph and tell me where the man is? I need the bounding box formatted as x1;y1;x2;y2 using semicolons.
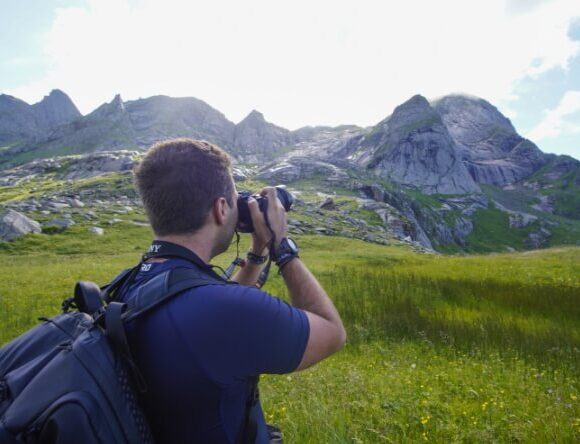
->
119;138;346;443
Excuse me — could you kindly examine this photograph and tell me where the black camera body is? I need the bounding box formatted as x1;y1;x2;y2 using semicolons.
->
237;186;294;233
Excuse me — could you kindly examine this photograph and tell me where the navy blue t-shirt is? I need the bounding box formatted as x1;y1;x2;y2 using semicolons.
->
118;258;310;443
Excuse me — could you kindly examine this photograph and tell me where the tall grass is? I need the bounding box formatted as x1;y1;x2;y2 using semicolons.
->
317;268;579;367
0;230;579;441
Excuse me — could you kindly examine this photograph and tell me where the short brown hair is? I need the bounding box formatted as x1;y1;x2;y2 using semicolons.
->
134;139;234;236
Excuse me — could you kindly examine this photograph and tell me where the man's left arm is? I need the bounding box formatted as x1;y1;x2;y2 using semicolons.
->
231;243;268;287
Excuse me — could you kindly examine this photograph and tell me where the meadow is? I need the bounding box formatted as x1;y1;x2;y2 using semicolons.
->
0;221;579;442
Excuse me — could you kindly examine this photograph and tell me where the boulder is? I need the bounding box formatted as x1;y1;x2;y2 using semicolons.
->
89;227;105;236
45;218;76;229
319;197;337;210
0;209;42;241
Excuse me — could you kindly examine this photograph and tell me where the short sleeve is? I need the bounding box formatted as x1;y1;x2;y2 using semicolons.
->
170;284;310;381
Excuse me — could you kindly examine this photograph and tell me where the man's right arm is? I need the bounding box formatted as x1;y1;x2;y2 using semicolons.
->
280;257;347;371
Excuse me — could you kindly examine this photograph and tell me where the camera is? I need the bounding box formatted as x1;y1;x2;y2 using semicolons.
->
237;186;294;233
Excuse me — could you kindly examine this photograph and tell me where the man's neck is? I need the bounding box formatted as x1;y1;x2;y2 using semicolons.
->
155;232;214;264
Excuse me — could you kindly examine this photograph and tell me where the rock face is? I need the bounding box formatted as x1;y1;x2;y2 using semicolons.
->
356;95;480;194
0;150;138;185
36;95;137;154
432;94;548;185
33;89;82;131
2;93;296;166
233;110;294;161
255;157;350;184
0;95;40;142
359;185;489;250
0;89;80;143
0;209;41;241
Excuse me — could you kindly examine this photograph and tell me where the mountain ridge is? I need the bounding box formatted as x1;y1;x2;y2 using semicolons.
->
1;89;579;252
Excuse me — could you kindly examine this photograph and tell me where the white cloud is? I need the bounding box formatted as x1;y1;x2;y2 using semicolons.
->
5;0;580;130
527;90;580;140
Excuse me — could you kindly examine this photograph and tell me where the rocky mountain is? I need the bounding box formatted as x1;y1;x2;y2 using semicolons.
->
432;94;548;185
348;95;481;194
33;94;137;155
1;89;579;253
0;89;80;143
0;93;302;167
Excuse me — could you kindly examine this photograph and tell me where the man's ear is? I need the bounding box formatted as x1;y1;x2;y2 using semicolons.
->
211;197;228;226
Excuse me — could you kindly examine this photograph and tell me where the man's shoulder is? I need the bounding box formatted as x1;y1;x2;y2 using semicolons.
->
184;281;273;303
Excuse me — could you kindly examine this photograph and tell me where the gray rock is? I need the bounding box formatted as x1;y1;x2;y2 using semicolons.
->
69;198;85;208
62;151;137;180
49;202;70;209
453;217;473;244
319;197;337;210
45;218;76;229
525;228;551;249
254;162;301;183
532;195;554;213
254;158;349;184
232;166;253;181
89;226;104;236
0;209;42;241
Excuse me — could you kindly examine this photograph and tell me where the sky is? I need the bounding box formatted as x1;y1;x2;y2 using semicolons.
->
1;0;580;159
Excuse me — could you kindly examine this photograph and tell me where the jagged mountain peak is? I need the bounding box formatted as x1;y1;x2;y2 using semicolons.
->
400;94;430;107
46;89;69;99
233;110;293;161
387;94;441;128
88;94;126;119
111;94;124;106
34;89;81;124
241;109;265;123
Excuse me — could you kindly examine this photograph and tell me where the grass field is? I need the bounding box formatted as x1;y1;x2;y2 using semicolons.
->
0;224;579;442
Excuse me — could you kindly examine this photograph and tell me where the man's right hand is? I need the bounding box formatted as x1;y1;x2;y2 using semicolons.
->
247;187;288;251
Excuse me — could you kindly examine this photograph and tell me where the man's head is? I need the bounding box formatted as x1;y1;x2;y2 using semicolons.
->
134;139;237;253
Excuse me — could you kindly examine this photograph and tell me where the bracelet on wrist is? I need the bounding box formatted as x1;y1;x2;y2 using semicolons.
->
246;251;268;265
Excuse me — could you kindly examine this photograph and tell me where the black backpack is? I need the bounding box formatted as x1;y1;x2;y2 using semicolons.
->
0;256;260;444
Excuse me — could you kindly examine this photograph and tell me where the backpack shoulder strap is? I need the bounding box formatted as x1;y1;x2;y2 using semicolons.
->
105;265;258;443
105;266;226;392
101;266;141;304
123;266;228;323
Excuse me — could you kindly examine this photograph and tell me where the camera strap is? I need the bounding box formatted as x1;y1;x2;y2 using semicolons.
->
223;231;243;280
256;198;275;288
144;240;227;282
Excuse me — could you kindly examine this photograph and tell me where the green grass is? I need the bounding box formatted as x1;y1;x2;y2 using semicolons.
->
403;189;443;209
0;223;579;442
